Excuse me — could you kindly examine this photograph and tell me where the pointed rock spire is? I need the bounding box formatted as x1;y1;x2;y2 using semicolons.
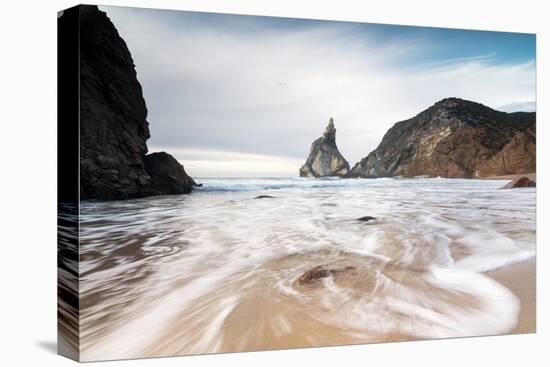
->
299;118;351;178
322;117;336;144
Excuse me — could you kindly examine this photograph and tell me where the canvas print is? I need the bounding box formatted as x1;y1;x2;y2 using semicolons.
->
57;4;536;362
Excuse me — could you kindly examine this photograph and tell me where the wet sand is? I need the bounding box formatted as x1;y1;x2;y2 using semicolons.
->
78;178;536;360
487;259;536;334
479;172;536;182
479;172;536;333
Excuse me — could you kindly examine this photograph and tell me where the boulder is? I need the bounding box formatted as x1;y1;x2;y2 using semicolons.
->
296;265;356;286
143;152;198;195
357;216;377;223
254;195;276;199
500;176;536;189
299;118;351;178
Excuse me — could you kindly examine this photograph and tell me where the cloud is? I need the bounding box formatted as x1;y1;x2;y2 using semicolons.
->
496;101;536;112
149;147;304;178
102;6;536;177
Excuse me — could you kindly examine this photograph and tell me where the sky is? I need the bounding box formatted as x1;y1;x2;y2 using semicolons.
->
101;6;536;178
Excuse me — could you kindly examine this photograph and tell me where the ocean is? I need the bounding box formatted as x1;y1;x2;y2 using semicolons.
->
77;177;535;360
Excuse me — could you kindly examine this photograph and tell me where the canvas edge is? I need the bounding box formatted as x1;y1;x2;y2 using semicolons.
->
57;4;81;362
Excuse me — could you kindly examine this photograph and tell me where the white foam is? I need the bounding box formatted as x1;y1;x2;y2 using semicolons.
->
304;267;520;339
454;230;536;272
79;177;535;357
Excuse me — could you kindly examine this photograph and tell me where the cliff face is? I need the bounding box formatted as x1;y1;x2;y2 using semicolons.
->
79;6;195;200
351;98;536;178
300;118;351;177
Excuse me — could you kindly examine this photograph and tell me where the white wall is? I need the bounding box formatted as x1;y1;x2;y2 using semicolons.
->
1;0;547;366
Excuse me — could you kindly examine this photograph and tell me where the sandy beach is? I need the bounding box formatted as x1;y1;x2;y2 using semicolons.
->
483;172;536;335
77;177;536;360
480;172;536;181
487;259;536;334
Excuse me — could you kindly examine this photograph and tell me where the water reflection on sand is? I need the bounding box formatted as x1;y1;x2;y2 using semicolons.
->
77;178;535;360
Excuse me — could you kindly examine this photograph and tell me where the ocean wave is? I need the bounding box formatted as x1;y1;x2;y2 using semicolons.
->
78;177;535;359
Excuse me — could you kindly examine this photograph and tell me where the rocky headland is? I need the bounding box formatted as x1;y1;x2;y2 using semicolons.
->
79;5;196;200
299;118;351;178
351;98;535;179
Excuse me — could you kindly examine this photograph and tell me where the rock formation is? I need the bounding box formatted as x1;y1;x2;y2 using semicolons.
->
299;118;351;177
296;265;357;286
351;98;536;178
500;176;536;189
143;152;198;195
357;216;377;223
78;6;196;200
254;195;276;199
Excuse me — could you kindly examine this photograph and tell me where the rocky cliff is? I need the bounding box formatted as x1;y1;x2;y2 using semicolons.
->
351;98;536;178
79;6;196;200
143;152;198;195
300;118;351;177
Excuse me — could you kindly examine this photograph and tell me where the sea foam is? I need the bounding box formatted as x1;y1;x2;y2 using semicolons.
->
78;177;535;358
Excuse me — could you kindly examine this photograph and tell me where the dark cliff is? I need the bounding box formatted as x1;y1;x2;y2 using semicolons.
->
299;118;351;177
351;98;535;178
78;5;195;199
143;152;197;196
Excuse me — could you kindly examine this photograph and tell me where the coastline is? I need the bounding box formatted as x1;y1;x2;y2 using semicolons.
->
486;259;536;334
78;177;536;358
479;172;536;181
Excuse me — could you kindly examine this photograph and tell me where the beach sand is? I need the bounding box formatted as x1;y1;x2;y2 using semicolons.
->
487;259;536;334
479;172;536;181
79;178;536;359
480;172;536;333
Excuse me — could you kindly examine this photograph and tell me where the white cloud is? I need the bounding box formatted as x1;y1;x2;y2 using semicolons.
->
497;101;536;112
149;147;304;178
102;6;536;177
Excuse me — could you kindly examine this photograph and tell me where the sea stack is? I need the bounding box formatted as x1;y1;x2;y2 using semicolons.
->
78;6;196;200
351;98;536;178
299;118;351;178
